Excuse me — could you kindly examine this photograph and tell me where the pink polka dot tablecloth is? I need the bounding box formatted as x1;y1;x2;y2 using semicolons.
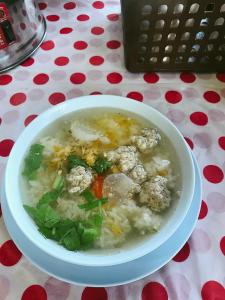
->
0;1;225;299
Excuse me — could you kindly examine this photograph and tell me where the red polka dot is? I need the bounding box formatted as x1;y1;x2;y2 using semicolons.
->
60;27;73;34
180;72;196;83
38;2;47;10
21;57;34;67
0;117;2;126
41;40;55;50
54;56;69;66
198;200;208;219
184;137;194;150
77;14;90;21
24;115;38;127
0;204;2;217
190;112;208;126
204;91;221;103
91;26;104;35
46;15;60;22
173;242;190;262
81;287;108;300
127;91;143;102
0;74;12;85
33;73;49;85
64;2;76;10
22;285;47;300
0;139;14;157
20;22;26;30
216;73;225;82
92;1;104;9
0;240;22;266
90;92;102;95
218;137;225;150
142;282;168;300
201;281;225;300
49;93;66;105
107;72;123;84
89;56;104;66
107;13;119;21
165;91;182;104
143;73;159;84
106;40;121;49
70;73;86;84
74;41;88;50
220;236;225;256
10;92;26;106
203;165;224;184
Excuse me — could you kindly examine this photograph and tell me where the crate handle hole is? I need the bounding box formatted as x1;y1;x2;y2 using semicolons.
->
209;31;219;40
140;20;150;31
165;45;173;53
139;34;148;42
215;55;223;62
200;18;209;26
189;3;199;14
142;5;152;15
163;57;170;63
158;5;168;14
188;57;196;63
170;19;180;28
221;4;225;12
185;18;195;27
195;31;205;40
181;32;190;40
153;33;162;41
174;4;184;14
175;56;184;63
149;57;157;63
151;46;159;53
138;46;147;54
137;57;145;64
205;3;215;12
219;44;225;51
168;33;176;41
191;44;200;52
215;17;224;26
155;19;165;29
178;45;187;53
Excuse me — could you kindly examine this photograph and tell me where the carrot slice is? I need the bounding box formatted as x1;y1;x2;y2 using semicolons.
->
92;175;104;198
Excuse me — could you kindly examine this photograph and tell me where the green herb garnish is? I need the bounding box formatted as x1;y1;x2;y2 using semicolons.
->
92;156;112;174
78;198;108;211
23;144;44;180
67;154;88;170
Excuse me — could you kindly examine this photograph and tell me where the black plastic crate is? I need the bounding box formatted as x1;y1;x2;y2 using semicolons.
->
121;0;225;72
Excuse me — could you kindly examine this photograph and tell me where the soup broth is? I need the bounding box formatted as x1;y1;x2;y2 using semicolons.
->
22;109;181;251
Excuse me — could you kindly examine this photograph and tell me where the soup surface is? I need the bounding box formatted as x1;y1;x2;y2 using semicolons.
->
22;110;181;251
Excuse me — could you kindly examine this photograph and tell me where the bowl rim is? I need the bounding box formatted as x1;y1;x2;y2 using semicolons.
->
4;95;195;267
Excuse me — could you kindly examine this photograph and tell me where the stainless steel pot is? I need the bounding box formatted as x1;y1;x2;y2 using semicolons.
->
0;0;46;73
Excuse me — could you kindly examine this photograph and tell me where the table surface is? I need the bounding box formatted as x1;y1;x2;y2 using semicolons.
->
0;1;225;299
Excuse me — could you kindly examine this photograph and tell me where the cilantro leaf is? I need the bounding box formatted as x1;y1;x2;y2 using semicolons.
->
23;144;44;180
37;190;59;208
81;228;98;247
35;204;60;228
67;154;88;170
78;198;108;211
61;228;80;251
52;175;65;192
92;157;112;174
81;189;95;203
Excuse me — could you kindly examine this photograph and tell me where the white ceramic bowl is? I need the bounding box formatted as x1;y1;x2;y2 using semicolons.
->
4;95;195;267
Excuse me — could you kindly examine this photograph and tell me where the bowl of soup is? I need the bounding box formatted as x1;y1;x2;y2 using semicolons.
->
4;95;195;267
